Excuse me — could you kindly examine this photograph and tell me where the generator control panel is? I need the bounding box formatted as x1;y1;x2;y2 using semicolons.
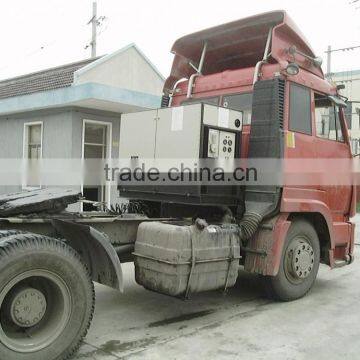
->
207;129;236;159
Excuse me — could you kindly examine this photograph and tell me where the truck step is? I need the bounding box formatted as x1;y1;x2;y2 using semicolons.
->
333;259;349;268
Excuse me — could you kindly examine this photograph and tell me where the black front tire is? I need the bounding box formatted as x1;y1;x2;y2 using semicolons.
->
0;232;95;360
262;219;320;301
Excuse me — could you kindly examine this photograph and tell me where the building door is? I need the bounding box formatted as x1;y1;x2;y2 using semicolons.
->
82;120;112;211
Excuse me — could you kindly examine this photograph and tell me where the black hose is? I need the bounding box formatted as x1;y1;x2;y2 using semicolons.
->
113;244;134;255
238;212;263;242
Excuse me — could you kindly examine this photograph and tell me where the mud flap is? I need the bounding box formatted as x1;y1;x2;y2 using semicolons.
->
244;214;291;276
51;219;124;292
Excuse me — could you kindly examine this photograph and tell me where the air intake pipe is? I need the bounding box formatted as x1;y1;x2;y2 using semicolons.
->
238;212;263;241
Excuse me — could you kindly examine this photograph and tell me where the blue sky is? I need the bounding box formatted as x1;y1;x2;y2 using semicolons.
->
1;0;359;80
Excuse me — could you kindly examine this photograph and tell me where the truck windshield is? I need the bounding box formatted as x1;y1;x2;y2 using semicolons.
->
222;93;253;125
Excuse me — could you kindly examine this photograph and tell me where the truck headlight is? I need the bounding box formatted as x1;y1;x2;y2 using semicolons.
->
286;62;300;76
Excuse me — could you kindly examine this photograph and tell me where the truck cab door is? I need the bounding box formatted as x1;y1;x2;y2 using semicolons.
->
312;91;352;217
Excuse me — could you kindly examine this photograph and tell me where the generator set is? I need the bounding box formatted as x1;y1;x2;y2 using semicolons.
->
119;103;244;210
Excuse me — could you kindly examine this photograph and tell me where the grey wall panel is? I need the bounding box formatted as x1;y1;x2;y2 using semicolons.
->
0;117;23;158
0;109;73;159
0;109;73;195
43;111;73;158
0;108;121;200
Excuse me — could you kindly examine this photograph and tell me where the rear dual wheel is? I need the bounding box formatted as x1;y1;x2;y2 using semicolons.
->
0;232;94;360
262;219;320;301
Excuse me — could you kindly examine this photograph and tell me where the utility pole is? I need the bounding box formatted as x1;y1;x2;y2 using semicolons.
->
326;45;331;79
325;44;360;79
85;2;106;58
90;2;97;58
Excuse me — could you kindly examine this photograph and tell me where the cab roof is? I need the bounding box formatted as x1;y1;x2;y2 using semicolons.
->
164;11;323;93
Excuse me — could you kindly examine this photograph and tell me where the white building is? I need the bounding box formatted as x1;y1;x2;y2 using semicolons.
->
331;70;360;153
0;43;164;210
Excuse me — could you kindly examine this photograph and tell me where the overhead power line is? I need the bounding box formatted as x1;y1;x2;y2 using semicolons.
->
325;44;360;77
325;45;360;53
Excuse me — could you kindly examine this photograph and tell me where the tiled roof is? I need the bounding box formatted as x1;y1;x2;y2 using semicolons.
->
0;57;102;100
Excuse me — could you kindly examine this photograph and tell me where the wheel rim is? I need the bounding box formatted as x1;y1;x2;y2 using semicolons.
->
0;269;72;353
284;236;315;284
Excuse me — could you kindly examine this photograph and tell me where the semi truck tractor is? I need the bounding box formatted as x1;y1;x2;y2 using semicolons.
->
0;10;355;360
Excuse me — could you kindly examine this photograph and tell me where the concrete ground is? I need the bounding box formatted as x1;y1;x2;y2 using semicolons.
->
74;216;360;360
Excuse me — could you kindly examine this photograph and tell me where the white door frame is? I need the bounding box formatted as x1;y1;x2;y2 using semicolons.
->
81;119;112;210
22;121;44;190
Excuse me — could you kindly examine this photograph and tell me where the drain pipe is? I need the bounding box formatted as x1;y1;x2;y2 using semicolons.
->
187;42;208;98
253;28;273;85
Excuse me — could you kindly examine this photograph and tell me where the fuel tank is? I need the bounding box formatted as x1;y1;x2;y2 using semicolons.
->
134;221;241;297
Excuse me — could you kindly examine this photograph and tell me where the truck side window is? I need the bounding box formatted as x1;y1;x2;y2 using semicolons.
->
222;93;253;125
314;93;344;142
289;84;312;135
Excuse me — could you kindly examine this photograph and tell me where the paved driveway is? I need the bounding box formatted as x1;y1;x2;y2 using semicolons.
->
75;216;360;359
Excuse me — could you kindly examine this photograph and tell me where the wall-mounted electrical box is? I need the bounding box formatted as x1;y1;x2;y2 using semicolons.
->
119;103;243;205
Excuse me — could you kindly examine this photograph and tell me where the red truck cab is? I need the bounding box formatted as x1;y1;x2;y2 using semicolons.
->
165;10;355;299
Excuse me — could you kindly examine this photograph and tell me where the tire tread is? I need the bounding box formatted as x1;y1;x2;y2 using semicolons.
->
261;218;320;302
0;231;95;360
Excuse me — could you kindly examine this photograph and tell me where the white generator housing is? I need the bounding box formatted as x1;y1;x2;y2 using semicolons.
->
119;103;243;160
118;103;243;206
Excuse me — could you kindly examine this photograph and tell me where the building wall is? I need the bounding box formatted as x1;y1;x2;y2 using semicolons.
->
332;71;360;152
0;44;163;208
0;107;123;207
0;109;73;195
74;46;164;97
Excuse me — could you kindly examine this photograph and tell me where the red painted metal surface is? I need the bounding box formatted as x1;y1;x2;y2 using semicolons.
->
167;11;354;271
164;10;322;93
244;214;291;276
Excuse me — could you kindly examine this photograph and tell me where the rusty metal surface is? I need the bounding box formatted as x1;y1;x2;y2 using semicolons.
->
134;222;241;297
0;215;174;245
244;214;291;276
0;188;80;217
52;219;124;292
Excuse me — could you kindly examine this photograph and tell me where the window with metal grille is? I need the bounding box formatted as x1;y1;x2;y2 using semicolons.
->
289;83;312;135
23;122;43;189
25;124;42;159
